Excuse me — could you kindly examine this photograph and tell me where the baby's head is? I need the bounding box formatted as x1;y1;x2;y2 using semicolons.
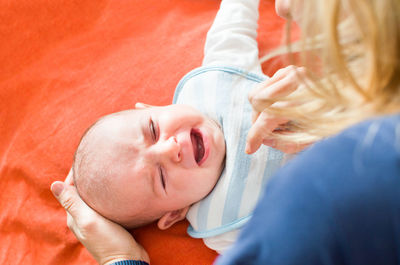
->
73;103;226;229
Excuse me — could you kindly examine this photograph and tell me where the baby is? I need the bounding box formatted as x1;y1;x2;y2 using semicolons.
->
73;0;285;253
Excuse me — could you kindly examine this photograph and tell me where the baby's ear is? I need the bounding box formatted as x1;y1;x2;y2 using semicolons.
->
135;102;154;109
157;207;189;230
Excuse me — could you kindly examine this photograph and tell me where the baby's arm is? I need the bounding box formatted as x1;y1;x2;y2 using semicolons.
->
202;0;261;73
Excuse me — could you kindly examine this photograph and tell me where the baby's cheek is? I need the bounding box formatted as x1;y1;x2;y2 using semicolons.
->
200;171;219;192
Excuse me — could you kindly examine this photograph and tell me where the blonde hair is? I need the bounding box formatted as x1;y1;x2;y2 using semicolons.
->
260;0;400;143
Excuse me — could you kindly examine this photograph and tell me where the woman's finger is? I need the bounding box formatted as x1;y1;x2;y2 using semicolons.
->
251;110;261;124
64;169;74;185
250;76;299;113
249;66;291;100
51;181;91;222
246;112;288;154
249;66;306;113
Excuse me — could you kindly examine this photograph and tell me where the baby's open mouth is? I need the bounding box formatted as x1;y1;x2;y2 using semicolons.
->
190;129;205;165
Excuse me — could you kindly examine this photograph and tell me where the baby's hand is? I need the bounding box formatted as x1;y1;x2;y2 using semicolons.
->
51;181;150;265
246;66;309;154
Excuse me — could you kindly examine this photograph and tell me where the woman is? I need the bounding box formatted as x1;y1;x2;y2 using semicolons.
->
51;0;400;264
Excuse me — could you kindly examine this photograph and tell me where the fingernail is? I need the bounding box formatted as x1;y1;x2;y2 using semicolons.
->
245;144;251;154
51;182;64;197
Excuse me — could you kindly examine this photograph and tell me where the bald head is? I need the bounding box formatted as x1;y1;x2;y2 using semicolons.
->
73;111;163;228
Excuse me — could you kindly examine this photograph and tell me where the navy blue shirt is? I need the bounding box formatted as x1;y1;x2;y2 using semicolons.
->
215;114;400;265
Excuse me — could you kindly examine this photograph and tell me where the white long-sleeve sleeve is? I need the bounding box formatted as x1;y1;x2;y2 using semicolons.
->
202;0;261;74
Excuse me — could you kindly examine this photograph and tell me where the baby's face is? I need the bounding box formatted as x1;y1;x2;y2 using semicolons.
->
83;104;225;226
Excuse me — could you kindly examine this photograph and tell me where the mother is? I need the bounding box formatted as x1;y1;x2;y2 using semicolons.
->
51;0;400;264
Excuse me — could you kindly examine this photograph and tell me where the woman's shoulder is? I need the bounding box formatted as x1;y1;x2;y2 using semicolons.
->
313;113;400;171
299;113;400;165
336;113;400;145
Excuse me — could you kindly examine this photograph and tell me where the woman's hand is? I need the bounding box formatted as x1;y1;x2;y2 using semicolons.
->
51;180;150;265
246;65;309;154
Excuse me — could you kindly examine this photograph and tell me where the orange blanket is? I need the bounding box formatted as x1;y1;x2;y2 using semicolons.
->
0;0;285;264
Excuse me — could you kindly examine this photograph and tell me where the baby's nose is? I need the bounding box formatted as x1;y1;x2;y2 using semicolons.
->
160;136;181;163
